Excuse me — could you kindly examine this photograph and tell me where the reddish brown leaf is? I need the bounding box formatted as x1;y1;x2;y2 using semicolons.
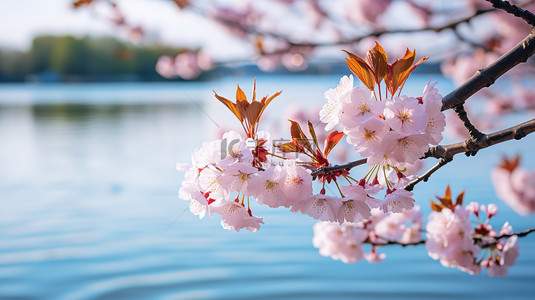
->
456;189;466;206
213;91;243;122
289;120;314;154
343;50;375;91
73;0;94;8
277;142;304;153
430;201;444;212
308;121;320;152
435;184;452;207
386;49;415;96
324;131;344;157
396;56;428;95
498;155;520;172
172;0;190;9
365;42;388;85
236;84;247;102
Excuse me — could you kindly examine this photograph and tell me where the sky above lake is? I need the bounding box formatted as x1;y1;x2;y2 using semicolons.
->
0;0;251;59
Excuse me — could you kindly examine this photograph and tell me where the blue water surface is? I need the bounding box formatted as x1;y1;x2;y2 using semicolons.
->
0;75;534;299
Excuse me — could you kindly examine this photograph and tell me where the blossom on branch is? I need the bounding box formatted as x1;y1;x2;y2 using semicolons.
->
426;185;520;276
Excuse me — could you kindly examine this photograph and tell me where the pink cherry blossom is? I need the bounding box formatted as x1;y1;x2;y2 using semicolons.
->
422;82;446;144
218;162;258;194
384;96;428;136
280;160;313;204
313;221;367;263
381;189;415;213
426;206;481;274
346;117;389;156
179;183;212;219
339;87;382;130
492;166;535;215
338;197;372;223
292;194;342;222
381;131;430;165
248;166;289;208
211;200;264;232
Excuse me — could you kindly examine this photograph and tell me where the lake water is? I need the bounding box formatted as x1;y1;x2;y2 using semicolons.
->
0;75;534;299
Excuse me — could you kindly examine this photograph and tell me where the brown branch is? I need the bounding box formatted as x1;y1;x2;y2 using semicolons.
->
311;158;367;178
368;239;425;247
475;228;535;248
197;7;495;56
405;118;535;190
441;29;535;111
367;228;535;248
405;158;452;191
426;118;535;160
453;105;484;141
487;0;535;26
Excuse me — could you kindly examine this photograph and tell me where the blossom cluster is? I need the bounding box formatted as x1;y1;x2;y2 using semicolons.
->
313;206;423;264
177;43;446;232
492;155;535;215
426;187;519;276
319;45;445;169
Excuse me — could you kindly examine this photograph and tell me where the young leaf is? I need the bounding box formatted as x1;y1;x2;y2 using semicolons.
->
386;49;415;96
289;120;314;154
456;189;466;206
365;42;388;85
308;121;320;152
498;155;521;172
324;131;344;157
213;91;244;122
236;84;247;102
277;142;304;153
430;200;444;212
396;56;429;95
435;184;452;207
343;50;375;91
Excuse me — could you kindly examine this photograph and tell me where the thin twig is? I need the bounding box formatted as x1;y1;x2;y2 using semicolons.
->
426;118;535;160
453;105;484;141
367;228;535;248
405;119;535;190
311;158;367;178
405;158;452;191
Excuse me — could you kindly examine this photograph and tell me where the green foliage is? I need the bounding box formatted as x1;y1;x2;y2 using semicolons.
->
0;35;183;81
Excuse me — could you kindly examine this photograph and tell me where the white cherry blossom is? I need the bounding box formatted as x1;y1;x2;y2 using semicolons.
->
320;75;354;131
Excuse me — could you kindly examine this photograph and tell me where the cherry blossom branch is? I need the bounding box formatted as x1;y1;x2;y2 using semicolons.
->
368;239;425;247
476;228;535;248
310;158;367;178
404;158;452;191
441;28;535;111
487;0;535;26
426;118;535;159
368;228;535;248
453;105;485;140
404;118;535;190
213;8;496;57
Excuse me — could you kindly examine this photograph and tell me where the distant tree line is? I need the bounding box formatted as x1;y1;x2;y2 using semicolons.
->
0;35;186;82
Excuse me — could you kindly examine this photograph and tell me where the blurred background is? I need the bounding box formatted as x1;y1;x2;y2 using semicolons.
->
1;0;535;299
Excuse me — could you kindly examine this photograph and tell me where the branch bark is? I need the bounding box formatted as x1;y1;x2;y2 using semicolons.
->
425;118;535;160
441;29;535;111
488;0;535;26
370;228;535;248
